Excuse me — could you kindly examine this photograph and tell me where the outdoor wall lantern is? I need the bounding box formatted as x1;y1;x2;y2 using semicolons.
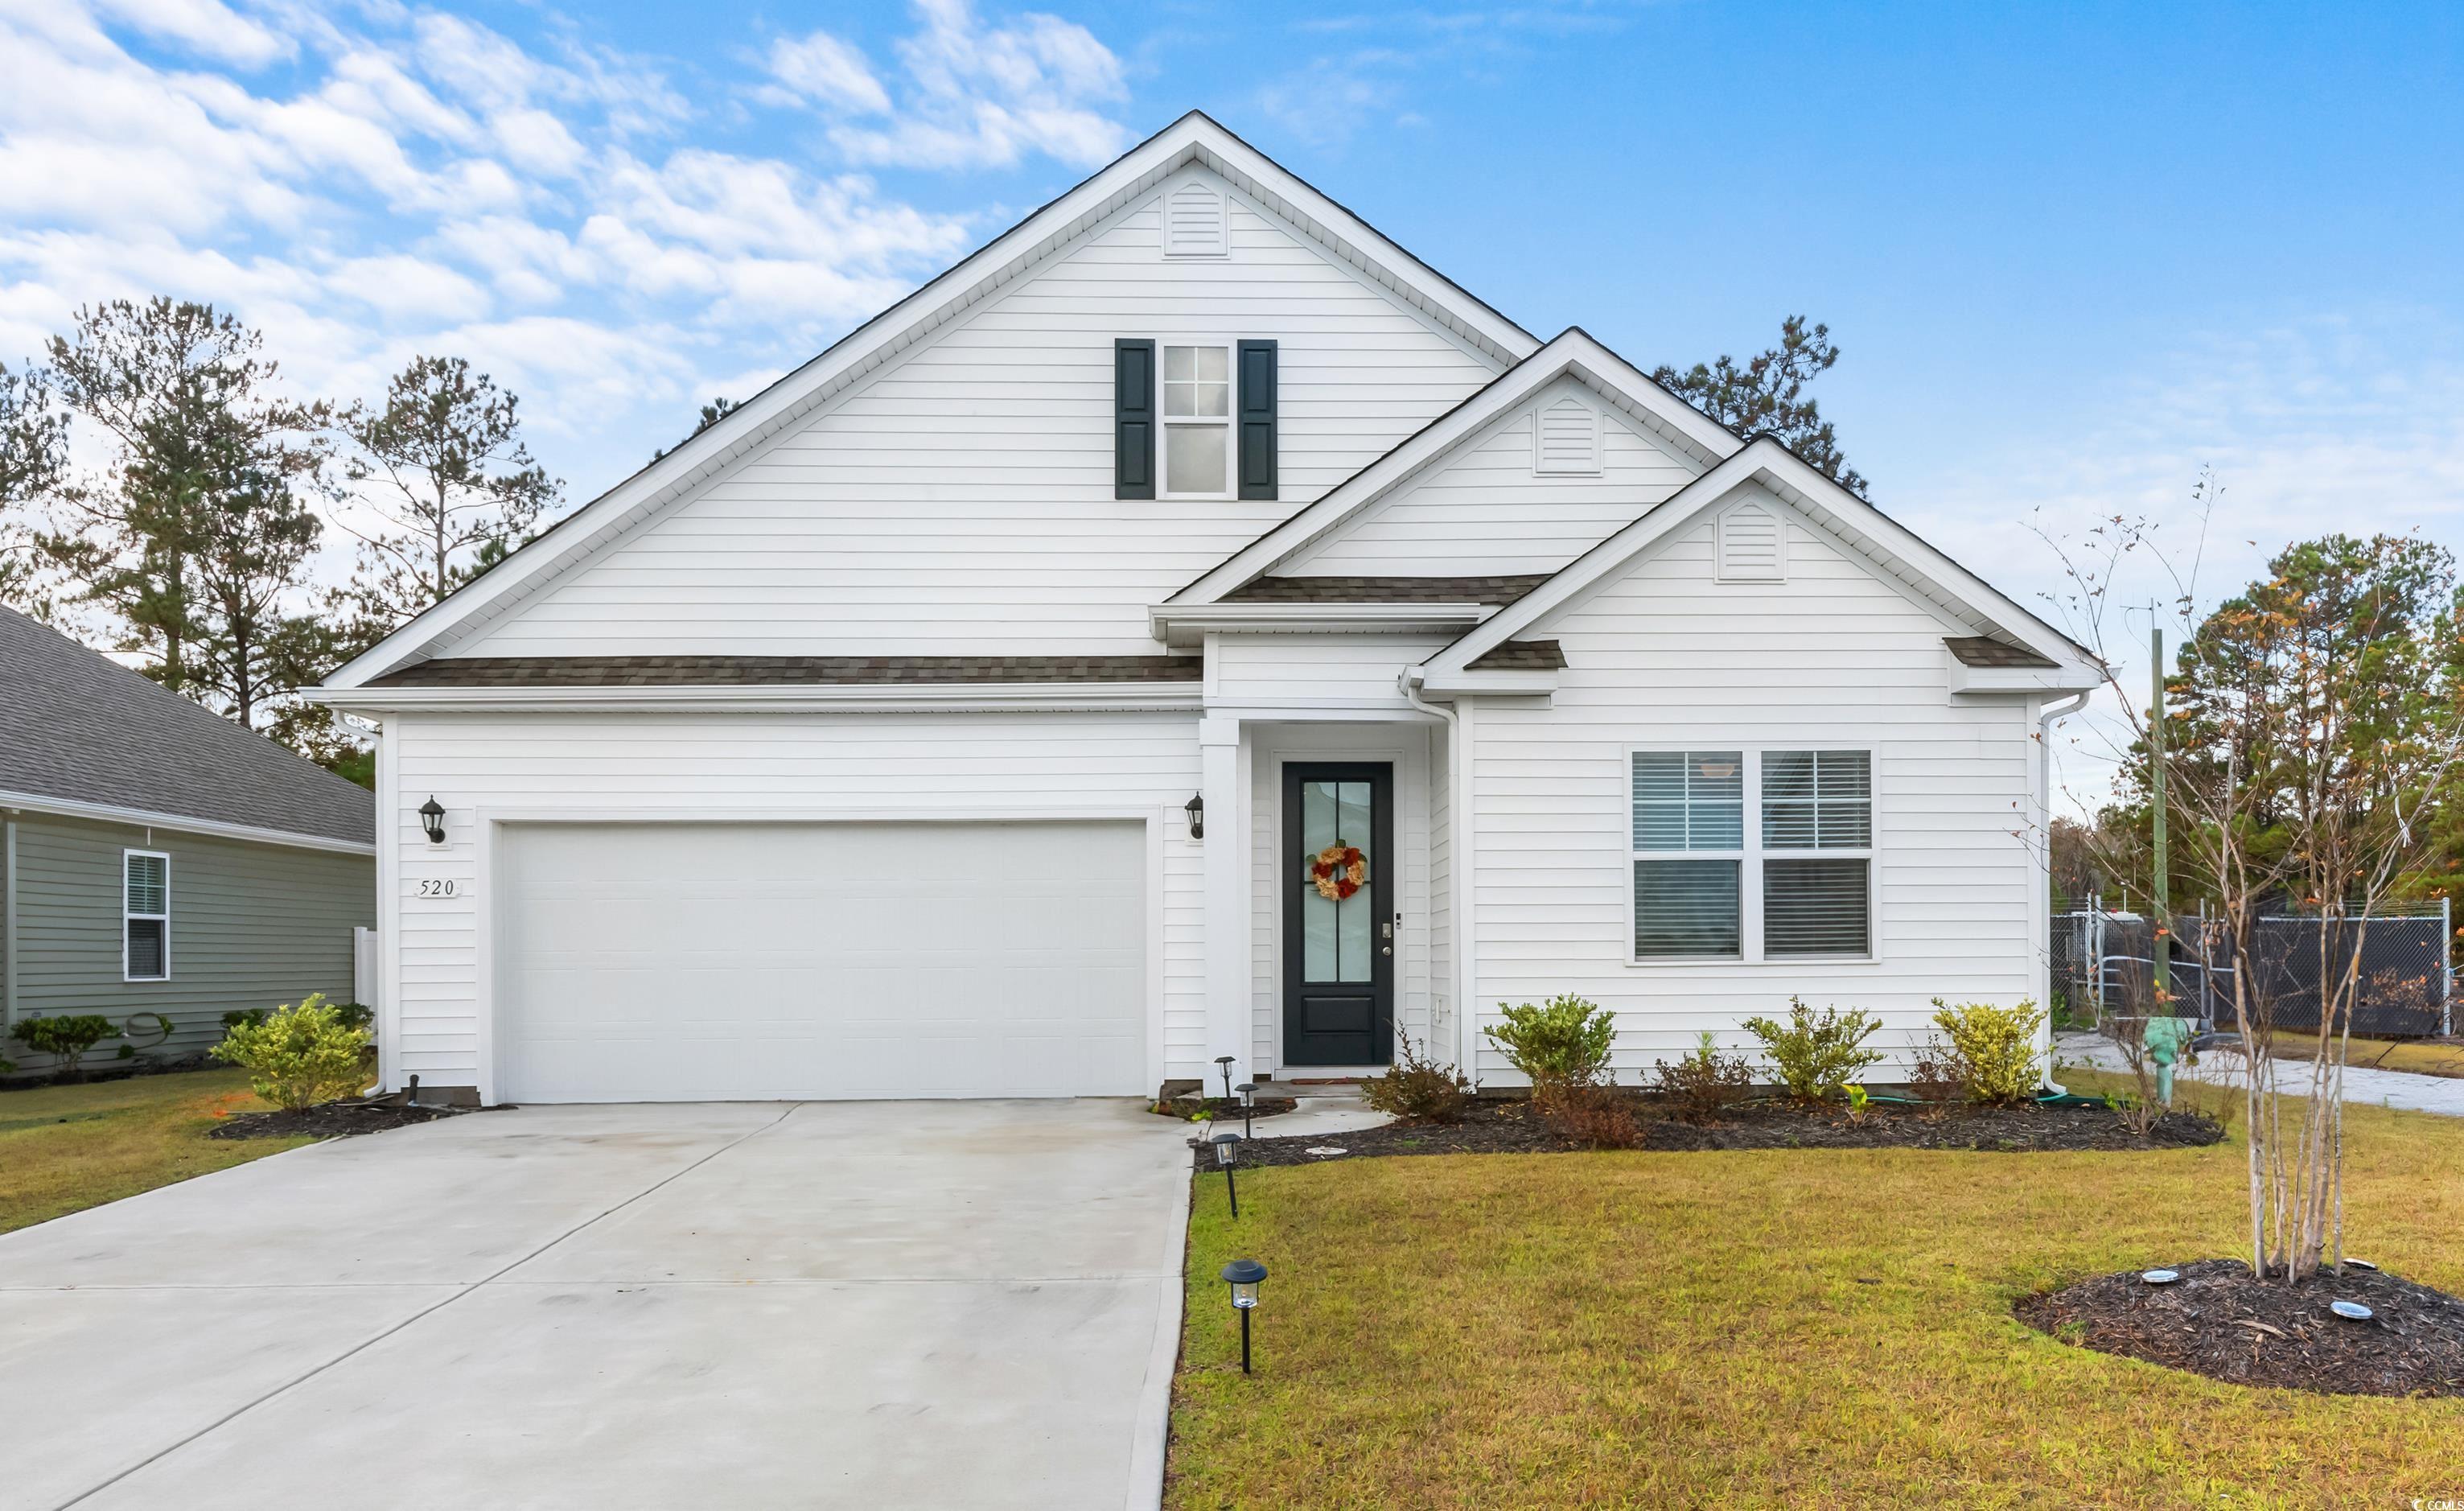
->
1214;1054;1236;1101
1185;792;1205;841
1220;1258;1268;1374
1234;1081;1257;1138
1211;1130;1242;1219
419;797;447;845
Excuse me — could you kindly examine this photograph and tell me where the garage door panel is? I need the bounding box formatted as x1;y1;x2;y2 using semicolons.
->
496;821;1146;1102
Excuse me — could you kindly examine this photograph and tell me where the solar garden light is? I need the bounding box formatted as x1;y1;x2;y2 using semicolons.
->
1211;1130;1242;1219
1220;1258;1268;1374
1214;1055;1236;1101
1234;1081;1257;1138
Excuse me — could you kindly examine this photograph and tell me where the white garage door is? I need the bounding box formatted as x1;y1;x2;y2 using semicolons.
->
494;821;1146;1102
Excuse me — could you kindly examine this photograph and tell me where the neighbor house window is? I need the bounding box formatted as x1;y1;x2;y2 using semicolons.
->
124;850;170;981
1631;750;1874;961
1161;344;1231;496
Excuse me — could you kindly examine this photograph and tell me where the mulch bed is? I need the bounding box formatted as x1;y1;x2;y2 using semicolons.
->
1210;1097;2224;1168
208;1101;497;1140
1150;1095;1298;1122
2017;1258;2464;1397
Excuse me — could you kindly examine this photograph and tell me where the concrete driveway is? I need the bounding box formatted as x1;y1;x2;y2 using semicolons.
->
0;1100;1192;1511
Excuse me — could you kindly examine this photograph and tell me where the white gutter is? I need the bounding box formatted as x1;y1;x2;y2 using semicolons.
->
1401;666;1476;1080
2034;690;2091;1093
0;789;376;857
1149;602;1488;647
315;681;1206;716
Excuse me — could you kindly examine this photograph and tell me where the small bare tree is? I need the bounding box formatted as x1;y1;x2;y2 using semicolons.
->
2038;480;2462;1282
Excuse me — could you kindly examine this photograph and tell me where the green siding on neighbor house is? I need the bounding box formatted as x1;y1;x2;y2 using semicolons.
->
0;812;374;1070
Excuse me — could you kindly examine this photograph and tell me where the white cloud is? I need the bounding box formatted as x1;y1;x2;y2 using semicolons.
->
767;30;891;114
759;0;1130;171
88;0;290;67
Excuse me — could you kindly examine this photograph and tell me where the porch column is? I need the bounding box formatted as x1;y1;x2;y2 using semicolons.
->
1199;714;1252;1084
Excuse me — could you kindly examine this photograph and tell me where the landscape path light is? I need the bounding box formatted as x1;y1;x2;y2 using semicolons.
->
1214;1055;1236;1101
1220;1258;1267;1374
1211;1130;1242;1218
1234;1081;1256;1138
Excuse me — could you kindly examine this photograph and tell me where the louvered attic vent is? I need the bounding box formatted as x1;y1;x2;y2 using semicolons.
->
1717;500;1786;582
1162;181;1228;257
1532;396;1601;476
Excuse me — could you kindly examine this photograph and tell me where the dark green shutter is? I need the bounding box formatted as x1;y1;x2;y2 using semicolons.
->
1114;339;1155;499
1237;340;1277;500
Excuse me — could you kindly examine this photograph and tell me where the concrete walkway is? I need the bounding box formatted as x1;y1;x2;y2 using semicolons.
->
0;1100;1192;1511
2055;1031;2464;1118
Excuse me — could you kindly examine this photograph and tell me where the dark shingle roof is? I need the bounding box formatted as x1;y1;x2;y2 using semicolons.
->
0;607;374;846
1465;640;1566;673
368;654;1205;689
1944;636;2059;669
1224;575;1550;607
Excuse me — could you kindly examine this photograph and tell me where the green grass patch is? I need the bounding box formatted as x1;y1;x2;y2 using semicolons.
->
1170;1072;2464;1508
0;1068;312;1234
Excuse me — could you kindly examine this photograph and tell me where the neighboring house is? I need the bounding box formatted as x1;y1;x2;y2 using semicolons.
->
319;113;2100;1107
0;607;375;1069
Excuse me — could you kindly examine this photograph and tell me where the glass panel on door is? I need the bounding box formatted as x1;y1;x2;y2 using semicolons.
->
1299;778;1374;984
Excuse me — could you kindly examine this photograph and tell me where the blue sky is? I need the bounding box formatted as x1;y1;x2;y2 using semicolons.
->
3;0;2459;797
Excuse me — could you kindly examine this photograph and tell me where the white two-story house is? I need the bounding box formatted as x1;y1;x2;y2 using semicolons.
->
320;113;2099;1106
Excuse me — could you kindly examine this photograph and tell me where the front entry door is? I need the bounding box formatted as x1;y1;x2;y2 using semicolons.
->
1281;763;1394;1067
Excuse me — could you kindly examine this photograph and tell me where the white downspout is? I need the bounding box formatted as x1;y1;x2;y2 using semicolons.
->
2035;689;2090;1093
1401;668;1475;1081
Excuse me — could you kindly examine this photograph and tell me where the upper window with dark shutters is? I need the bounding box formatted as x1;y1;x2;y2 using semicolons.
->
1116;336;1277;502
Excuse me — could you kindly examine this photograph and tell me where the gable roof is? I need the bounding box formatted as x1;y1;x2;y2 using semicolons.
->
0;607;374;850
1167;327;1740;610
1417;436;2100;683
323;111;1542;694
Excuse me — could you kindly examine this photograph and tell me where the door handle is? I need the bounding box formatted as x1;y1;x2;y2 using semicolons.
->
1382;920;1393;955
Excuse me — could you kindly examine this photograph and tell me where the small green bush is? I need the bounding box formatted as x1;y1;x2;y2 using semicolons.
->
10;1014;121;1078
1362;1035;1472;1124
1930;998;2047;1105
1647;1031;1754;1123
1483;994;1615;1091
211;993;372;1111
1742;997;1884;1105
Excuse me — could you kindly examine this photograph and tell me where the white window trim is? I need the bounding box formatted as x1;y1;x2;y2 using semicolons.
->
1155;336;1237;500
1624;746;1879;967
123;847;171;982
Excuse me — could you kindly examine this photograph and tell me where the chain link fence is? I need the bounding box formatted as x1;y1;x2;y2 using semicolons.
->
2051;899;2454;1039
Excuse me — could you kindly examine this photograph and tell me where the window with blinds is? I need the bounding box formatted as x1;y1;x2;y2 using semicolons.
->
1631;749;1874;961
1631;751;1743;956
125;850;170;981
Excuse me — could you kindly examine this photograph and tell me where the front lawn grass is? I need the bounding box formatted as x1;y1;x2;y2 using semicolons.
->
2264;1030;2464;1080
0;1068;311;1234
1170;1075;2464;1509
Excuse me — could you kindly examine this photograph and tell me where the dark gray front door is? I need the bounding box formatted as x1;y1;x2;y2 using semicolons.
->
1281;763;1393;1067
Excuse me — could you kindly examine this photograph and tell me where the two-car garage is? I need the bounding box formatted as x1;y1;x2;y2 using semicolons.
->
490;820;1149;1102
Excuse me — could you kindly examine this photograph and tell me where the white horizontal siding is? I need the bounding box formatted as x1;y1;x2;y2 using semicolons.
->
1207;633;1447;708
1287;375;1701;577
461;167;1501;661
1466;509;2036;1083
379;710;1204;1089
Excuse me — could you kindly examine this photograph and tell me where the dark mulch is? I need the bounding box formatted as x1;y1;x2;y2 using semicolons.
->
1211;1097;2225;1168
1;1054;218;1093
1150;1095;1298;1122
2017;1258;2464;1397
208;1100;499;1140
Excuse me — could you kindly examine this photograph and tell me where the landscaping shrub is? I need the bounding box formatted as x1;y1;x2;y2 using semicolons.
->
1538;1081;1646;1149
10;1014;121;1078
1362;1035;1471;1123
1930;998;2047;1105
1742;997;1883;1105
1647;1031;1753;1122
211;994;371;1112
1483;994;1615;1092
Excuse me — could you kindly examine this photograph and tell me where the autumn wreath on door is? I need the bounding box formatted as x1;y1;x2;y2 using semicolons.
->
1310;842;1368;902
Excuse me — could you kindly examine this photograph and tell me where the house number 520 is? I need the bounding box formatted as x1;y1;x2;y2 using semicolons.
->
416;879;459;899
